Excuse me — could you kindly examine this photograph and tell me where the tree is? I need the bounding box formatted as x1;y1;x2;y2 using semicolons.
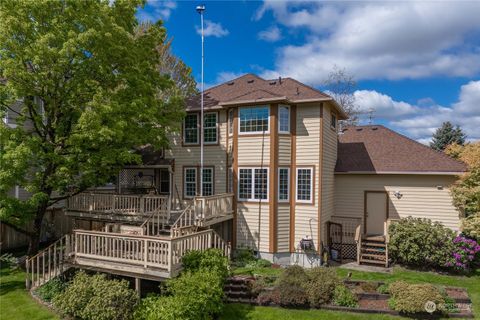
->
430;122;466;151
0;0;185;254
323;65;359;125
445;142;480;217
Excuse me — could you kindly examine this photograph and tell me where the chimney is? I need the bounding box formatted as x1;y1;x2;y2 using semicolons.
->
278;76;282;84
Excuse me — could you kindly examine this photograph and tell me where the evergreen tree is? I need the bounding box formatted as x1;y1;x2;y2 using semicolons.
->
430;122;466;151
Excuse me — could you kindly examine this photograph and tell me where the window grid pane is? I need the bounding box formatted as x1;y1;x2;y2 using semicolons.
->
297;169;312;201
185;168;196;197
202;168;213;196
184;114;198;144
204;113;217;143
239;169;252;200
279;168;289;201
254;169;268;200
279;106;290;132
239;106;269;133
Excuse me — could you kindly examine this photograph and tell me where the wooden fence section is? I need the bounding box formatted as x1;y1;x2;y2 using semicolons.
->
66;193;169;215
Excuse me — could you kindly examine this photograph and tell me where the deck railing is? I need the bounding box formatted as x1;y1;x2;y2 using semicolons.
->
67;193;169;215
194;193;234;225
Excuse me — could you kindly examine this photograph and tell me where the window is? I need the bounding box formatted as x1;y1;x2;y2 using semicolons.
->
238;168;269;201
278;168;290;201
184;114;199;144
278;105;290;133
202;168;213;196
331;113;337;129
204;112;217;144
228;109;234;136
184;167;197;198
296;168;313;203
239;106;269;133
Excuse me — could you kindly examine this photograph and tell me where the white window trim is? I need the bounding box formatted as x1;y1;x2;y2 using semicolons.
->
203;111;218;145
278;105;290;134
183;113;199;145
296;167;314;204
331;112;337;130
184;167;197;198
237;167;269;202
278;167;290;202
228;109;234;137
238;105;270;135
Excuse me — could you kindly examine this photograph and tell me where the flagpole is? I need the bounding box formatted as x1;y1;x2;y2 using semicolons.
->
196;5;205;196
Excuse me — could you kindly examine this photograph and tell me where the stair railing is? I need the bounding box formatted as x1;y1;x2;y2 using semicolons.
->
25;234;75;290
354;224;362;264
170;205;197;237
140;209;168;236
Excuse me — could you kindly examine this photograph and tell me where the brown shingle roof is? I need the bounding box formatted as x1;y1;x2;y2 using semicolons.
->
187;73;347;118
336;125;467;174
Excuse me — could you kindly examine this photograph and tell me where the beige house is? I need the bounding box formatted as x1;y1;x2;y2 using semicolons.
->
11;74;467;289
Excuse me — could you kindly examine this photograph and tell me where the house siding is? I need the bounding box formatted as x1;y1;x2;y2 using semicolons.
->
237;136;270;164
334;174;462;230
236;202;270;251
277;204;290;252
278;135;291;165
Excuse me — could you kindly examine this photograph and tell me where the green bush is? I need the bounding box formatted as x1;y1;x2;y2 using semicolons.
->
232;247;256;267
35;277;66;302
245;258;272;268
256;288;281;306
388;281;446;314
277;265;308;287
461;213;480;240
135;270;224;320
304;267;341;307
182;249;229;280
388;217;455;268
275;265;309;306
377;283;389;294
333;285;358;307
53;271;138;320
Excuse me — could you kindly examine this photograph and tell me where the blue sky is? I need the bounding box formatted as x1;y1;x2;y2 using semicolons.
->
137;1;480;143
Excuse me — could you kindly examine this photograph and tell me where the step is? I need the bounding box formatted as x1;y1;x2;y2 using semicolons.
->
361;241;386;247
224;284;250;291
361;247;386;254
224;291;253;298
363;235;386;242
359;258;387;266
225;297;255;304
360;253;386;260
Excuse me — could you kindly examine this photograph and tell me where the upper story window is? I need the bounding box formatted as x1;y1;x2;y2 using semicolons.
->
184;167;197;198
331;113;337;129
201;167;214;196
296;168;313;203
184;113;199;144
278;105;290;133
239;106;269;134
184;167;214;198
228;109;234;136
204;112;218;144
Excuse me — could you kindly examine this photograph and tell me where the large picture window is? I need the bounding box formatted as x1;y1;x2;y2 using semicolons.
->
204;112;218;144
239;106;269;133
184;167;197;198
296;168;313;203
279;105;290;133
278;167;290;201
183;114;199;144
238;168;269;201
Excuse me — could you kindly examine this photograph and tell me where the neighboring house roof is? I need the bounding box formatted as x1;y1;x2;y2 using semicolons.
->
336;125;467;174
186;73;347;119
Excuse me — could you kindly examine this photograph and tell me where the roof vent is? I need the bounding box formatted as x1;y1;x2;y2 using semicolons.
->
227;81;234;86
356;128;363;131
269;81;276;85
296;87;300;95
372;127;378;131
279;76;282;84
247;79;254;84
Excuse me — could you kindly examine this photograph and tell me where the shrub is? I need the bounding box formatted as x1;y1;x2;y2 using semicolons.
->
388;281;446;314
135;270;225;320
359;281;378;293
461;213;480;240
248;276;276;296
275;265;309;306
333;285;358;307
245;258;272;269
277;265;308;287
377;283;390;294
35;277;66;302
256;288;281;306
304;267;340;307
388;217;455;268
53;271;138;320
232;247;256;267
445;235;480;271
182;249;229;281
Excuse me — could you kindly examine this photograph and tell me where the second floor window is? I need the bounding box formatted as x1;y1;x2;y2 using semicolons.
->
204;112;218;144
279;105;290;133
202;168;213;196
184;114;199;144
184;167;197;198
238;168;268;201
239;106;269;133
296;168;313;203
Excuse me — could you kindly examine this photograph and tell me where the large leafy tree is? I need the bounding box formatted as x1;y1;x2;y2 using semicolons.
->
0;0;185;254
430;121;466;151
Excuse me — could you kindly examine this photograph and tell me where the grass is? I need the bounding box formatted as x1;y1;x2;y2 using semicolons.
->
222;266;480;320
0;264;58;320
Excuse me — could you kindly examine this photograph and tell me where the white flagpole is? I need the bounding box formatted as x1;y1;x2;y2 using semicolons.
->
196;5;205;196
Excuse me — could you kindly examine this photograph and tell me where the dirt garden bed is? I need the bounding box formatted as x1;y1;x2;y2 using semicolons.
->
224;276;474;318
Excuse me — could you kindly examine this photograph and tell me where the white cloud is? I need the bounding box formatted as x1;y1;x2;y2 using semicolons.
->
257;1;480;84
356;81;480;143
196;20;229;38
137;0;177;22
258;26;282;42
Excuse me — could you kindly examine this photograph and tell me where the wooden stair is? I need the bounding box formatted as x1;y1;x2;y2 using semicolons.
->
359;235;388;267
224;276;255;304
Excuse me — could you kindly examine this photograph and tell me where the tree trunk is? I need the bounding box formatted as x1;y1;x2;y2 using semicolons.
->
27;203;48;256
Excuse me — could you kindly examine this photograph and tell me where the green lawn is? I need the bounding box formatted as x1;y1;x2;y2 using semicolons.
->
0;264;58;320
222;266;480;320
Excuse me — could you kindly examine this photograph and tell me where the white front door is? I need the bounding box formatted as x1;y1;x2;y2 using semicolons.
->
365;192;388;235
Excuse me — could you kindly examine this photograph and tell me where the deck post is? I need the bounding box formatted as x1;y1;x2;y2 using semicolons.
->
25;257;31;289
135;278;141;297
